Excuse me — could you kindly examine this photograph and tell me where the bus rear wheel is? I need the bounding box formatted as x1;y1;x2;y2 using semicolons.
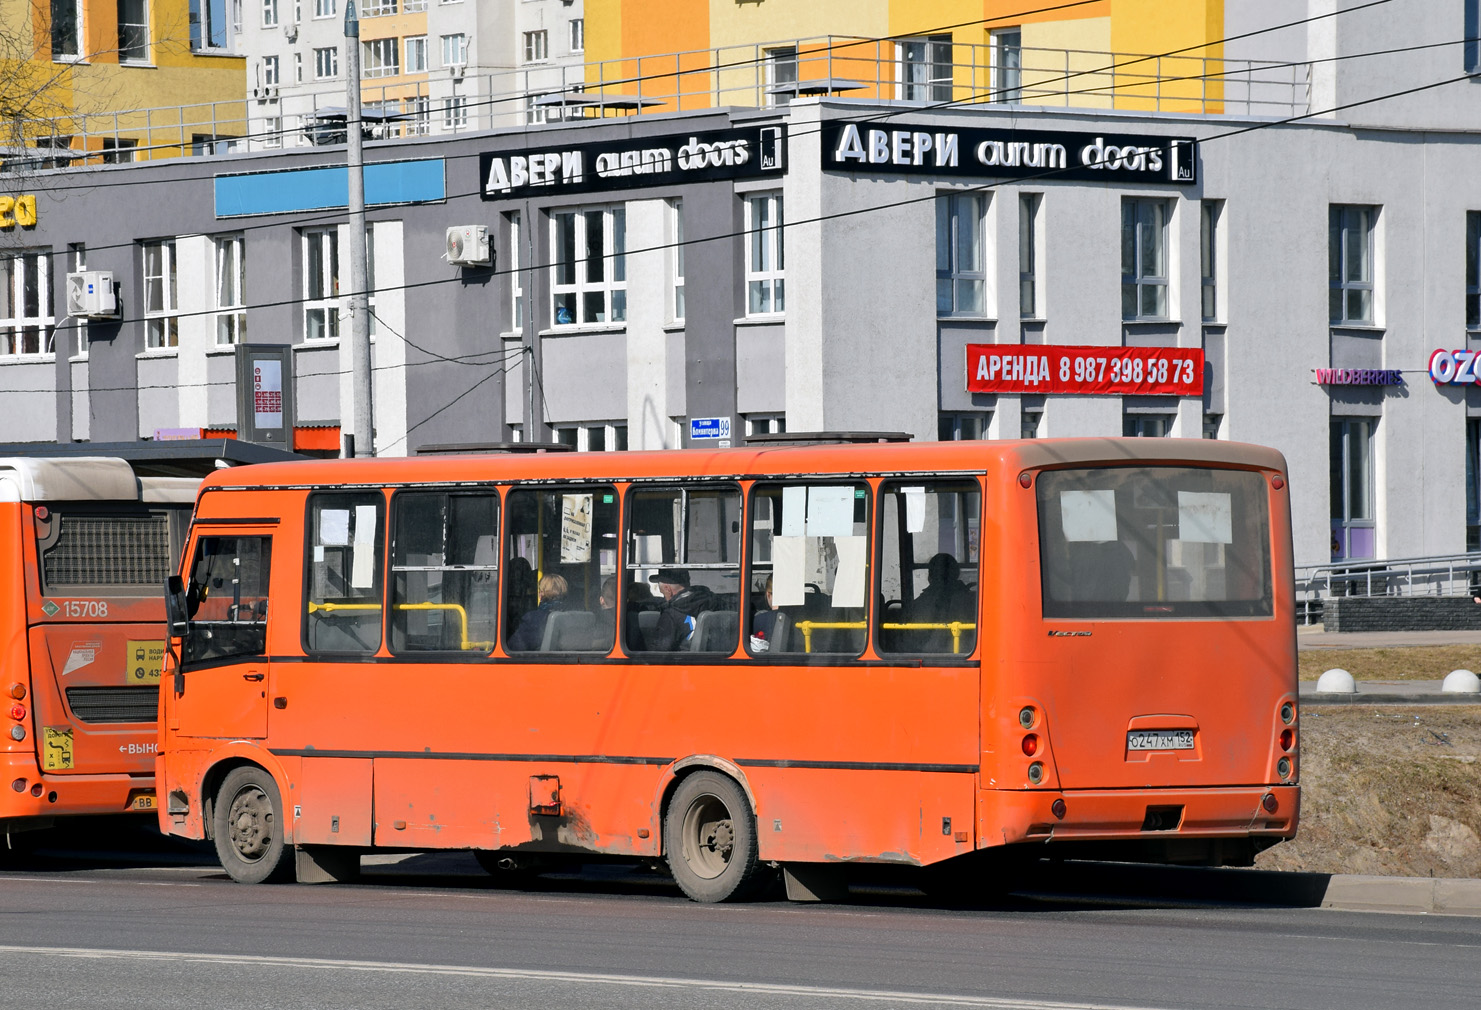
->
213;766;292;884
664;771;760;903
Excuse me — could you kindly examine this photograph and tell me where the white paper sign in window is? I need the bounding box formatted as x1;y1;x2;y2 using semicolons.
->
806;485;855;538
780;485;806;536
1060;489;1118;543
902;486;926;534
831;535;867;608
1178;491;1233;544
770;535;807;607
320;508;349;546
560;494;593;563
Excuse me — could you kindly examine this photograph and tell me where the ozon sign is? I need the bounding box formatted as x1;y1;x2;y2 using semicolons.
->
1428;348;1481;384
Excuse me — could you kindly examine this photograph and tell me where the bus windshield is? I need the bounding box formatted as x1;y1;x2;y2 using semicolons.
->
1037;465;1272;619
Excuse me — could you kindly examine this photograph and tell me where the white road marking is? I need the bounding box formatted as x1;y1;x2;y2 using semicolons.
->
0;944;1157;1009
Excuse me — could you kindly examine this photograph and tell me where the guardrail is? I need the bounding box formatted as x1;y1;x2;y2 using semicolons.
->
3;36;1310;168
1294;553;1481;625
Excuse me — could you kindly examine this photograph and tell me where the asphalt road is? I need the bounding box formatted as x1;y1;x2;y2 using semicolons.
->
0;828;1477;1010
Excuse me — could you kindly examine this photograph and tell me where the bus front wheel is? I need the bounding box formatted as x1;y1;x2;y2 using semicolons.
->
664;771;760;903
213;766;292;884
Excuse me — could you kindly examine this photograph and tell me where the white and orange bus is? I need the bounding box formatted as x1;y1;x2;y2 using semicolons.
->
0;457;196;845
157;437;1298;900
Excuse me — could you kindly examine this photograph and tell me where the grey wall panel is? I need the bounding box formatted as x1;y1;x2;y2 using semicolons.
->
135;356;180;437
735;322;785;415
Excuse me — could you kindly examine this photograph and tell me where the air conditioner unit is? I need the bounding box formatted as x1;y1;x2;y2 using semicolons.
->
446;225;491;266
451;64;465;80
284;23;298;42
65;271;118;318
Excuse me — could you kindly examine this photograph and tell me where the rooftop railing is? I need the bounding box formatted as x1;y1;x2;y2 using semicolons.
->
2;35;1311;168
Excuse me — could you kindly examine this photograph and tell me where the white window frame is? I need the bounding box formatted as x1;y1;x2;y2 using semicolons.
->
406;95;430;135
293;52;302;83
51;0;84;60
302;227;339;341
262;54;280;86
262;114;282;149
312;0;334;18
1122;197;1171;322
550;206;628;328
765;45;798;107
897;34;952;102
404;34;427;73
262;0;277;27
509;211;523;331
555;423;627;452
442;96;468;131
190;0;230;51
668;199;685;323
1019;192;1042;320
403;0;425;9
0;252;54;357
745;414;786;437
118;0;150;64
362;0;395;15
745;192;784;317
1330;204;1377;326
1201;199;1224;323
361;36;399;78
523;29;548;63
939;412;990;441
569;18;583;54
936;191;988;318
441;33;467;67
991;27;1022;102
214;235;246;346
142;239;179;350
313;46;338;80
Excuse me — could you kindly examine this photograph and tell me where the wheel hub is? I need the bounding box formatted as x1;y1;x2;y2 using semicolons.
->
227;787;272;861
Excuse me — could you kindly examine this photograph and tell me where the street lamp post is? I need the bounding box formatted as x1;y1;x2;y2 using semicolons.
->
344;0;374;457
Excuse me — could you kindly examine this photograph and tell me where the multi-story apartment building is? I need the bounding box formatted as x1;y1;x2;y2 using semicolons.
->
233;0;585;149
0;0;245;166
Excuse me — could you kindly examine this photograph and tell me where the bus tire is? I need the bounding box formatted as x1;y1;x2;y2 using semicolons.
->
664;770;760;903
213;766;292;884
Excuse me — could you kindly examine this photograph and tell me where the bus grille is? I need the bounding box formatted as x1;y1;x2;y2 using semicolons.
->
64;687;159;724
43;516;171;588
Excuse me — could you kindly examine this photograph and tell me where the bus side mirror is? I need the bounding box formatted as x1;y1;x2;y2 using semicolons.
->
165;575;189;638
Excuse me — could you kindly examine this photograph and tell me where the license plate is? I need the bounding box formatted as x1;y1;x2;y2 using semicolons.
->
128;792;157;811
1127;729;1195;751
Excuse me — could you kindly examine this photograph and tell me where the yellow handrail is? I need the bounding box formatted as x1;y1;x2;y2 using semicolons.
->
307;601;492;651
795;619;977;655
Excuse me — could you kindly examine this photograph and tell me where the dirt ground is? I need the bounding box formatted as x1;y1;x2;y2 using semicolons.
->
1254;704;1481;878
1298;644;1481;681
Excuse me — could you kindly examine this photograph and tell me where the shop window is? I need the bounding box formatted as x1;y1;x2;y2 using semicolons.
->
748;482;870;658
503;487;619;655
1467;419;1480;552
898;34;952;102
142;239;178;349
746;414;785;437
1122;197;1170;320
627;485;741;654
554;424;627;452
937;192;987;316
305;493;385;654
939;413;990;441
1124;413;1174;438
389;491;498;653
1467;211;1480;329
0;252;54;357
1329;204;1376;325
991;28;1022;102
1330;417;1376;560
551;206;627;326
877;480;981;655
745;193;784;316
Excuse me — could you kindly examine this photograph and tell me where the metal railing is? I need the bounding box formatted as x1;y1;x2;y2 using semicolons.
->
1294;552;1481;625
3;36;1311;168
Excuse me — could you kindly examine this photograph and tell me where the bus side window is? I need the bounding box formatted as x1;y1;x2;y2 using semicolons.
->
502;486;618;656
182;535;273;666
305;493;386;655
877;481;981;656
749;482;870;658
625;484;741;655
389;491;499;654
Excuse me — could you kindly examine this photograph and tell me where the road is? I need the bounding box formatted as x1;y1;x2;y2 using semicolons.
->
0;829;1477;1010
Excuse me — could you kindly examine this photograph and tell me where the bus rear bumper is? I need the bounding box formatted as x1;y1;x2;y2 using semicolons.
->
0;753;155;828
982;785;1300;848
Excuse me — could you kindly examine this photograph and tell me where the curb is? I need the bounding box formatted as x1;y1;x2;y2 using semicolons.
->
1300;691;1481;706
1321;875;1481;916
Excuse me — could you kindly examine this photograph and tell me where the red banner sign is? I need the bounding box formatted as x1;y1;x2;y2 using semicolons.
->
966;344;1205;396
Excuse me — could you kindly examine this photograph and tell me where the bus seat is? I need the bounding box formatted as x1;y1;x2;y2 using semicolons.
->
638;610;660;637
769;612;791;652
541;610;597;652
689;610;737;652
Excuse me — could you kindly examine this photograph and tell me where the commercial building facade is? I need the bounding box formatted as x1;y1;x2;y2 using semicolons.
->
4;0;1481;571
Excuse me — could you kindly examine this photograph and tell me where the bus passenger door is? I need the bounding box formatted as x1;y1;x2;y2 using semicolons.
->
175;532;274;741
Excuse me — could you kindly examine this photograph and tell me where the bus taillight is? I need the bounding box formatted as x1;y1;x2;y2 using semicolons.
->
8;705;24;721
1021;734;1039;756
1262;793;1278;813
1051;799;1066;820
1280;728;1295;751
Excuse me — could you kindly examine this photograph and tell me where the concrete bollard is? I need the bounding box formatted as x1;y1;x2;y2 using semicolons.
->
1316;668;1357;693
1442;669;1481;694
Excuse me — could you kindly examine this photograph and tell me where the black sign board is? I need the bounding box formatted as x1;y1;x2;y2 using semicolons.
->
479;125;786;200
235;344;295;445
821;120;1197;185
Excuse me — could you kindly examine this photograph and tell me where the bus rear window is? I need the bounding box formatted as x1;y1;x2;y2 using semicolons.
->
1037;466;1272;619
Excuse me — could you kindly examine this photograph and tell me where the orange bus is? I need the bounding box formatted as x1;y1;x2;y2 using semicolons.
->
0;457;196;845
157;437;1298;900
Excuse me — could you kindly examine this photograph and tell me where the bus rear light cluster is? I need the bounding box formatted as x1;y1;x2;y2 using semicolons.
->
1280;702;1295;725
31;784;43;798
1027;761;1045;785
9;684;24;700
8;705;25;721
1280;728;1295;752
10;778;24;793
1051;798;1066;820
1262;792;1279;814
9;726;24;741
1277;757;1292;780
1021;734;1039;756
1018;706;1037;729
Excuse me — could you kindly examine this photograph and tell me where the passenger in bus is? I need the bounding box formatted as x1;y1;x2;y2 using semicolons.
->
910;553;976;648
507;573;569;651
645;568;718;651
750;575;778;652
505;556;538;628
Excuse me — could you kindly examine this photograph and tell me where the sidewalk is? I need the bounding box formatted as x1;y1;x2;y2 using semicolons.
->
1297;679;1481;705
1297;627;1481;650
